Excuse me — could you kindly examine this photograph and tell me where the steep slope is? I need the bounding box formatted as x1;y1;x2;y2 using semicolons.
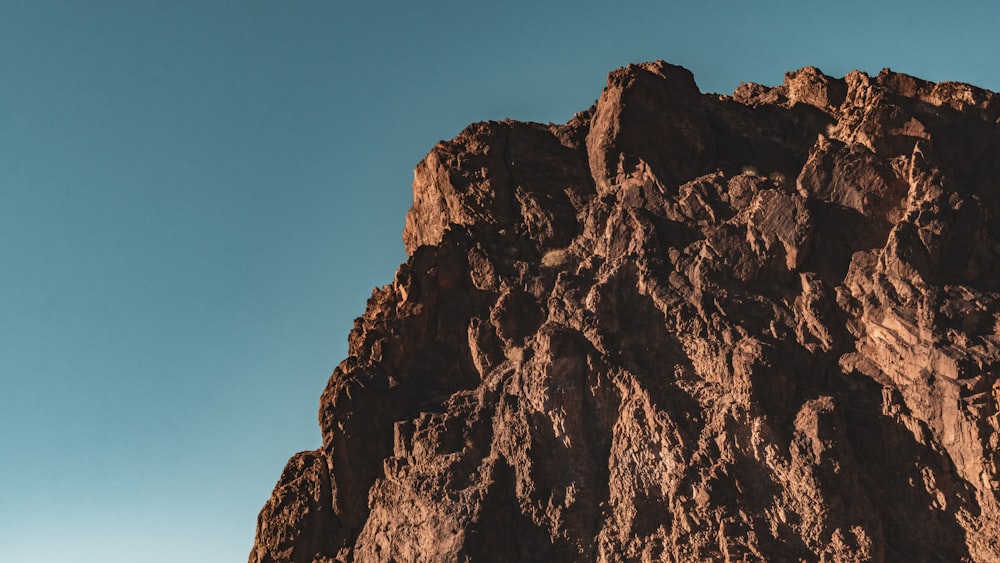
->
250;61;1000;562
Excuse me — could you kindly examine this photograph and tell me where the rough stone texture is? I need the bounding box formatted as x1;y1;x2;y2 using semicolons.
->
251;61;1000;562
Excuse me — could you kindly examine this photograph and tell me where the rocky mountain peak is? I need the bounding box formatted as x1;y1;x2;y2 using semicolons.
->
251;61;1000;562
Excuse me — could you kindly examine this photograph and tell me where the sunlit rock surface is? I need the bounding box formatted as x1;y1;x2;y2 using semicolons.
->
251;61;1000;562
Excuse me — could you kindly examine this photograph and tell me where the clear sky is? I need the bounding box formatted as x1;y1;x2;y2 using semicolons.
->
1;1;997;561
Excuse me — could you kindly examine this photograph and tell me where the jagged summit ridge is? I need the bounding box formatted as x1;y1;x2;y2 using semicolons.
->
251;61;1000;562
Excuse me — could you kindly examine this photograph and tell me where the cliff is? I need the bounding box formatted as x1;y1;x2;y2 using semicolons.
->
250;61;1000;562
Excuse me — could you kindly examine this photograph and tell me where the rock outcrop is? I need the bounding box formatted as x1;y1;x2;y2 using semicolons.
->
250;61;1000;562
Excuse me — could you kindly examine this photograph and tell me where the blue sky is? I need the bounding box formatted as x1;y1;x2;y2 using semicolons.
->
1;1;997;561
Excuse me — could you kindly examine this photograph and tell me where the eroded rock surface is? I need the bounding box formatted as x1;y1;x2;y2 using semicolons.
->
251;61;1000;562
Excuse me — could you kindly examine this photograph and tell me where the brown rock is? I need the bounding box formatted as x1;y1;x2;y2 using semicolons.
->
249;451;341;563
252;61;1000;562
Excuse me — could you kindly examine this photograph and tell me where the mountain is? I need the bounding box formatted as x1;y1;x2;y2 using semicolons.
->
250;61;1000;562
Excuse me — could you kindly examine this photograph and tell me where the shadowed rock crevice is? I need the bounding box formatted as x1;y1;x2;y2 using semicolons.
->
252;61;1000;562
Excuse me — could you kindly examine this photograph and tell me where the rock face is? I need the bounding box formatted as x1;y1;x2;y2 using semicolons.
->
250;61;1000;562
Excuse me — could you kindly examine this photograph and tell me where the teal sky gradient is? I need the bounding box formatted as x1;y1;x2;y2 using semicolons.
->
2;1;997;561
